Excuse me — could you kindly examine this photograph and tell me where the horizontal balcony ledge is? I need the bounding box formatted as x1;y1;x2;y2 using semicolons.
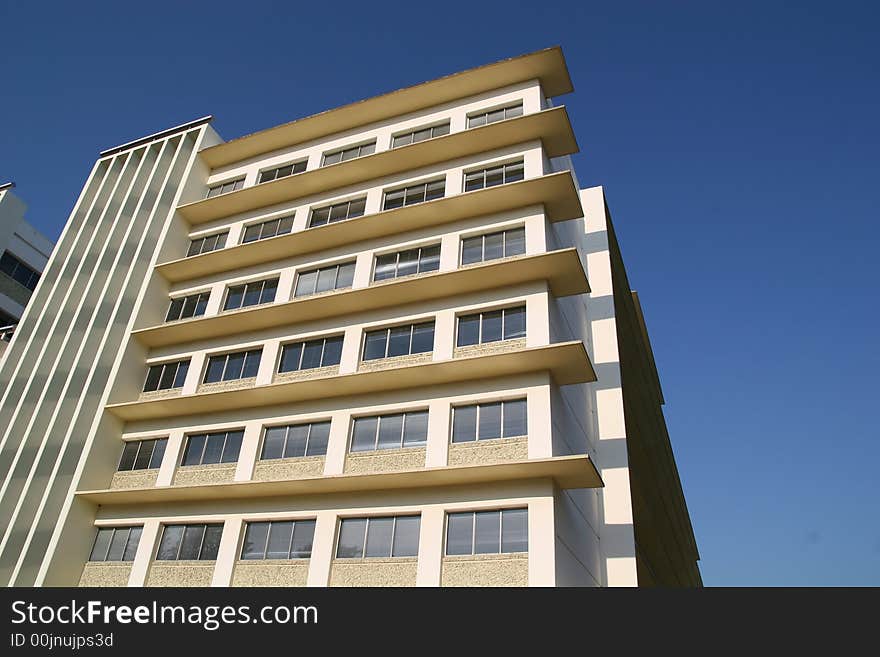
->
137;249;588;348
158;172;582;283
105;341;596;421
76;455;602;506
199;47;572;169
179;107;577;225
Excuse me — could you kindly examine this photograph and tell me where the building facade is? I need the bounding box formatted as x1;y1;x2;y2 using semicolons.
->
0;47;700;587
0;183;54;352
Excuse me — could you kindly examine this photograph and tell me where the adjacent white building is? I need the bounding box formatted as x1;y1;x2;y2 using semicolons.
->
0;47;700;587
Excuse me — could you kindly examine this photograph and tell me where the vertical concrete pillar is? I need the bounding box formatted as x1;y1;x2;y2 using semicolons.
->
276;268;296;303
353;251;373;289
307;511;337;587
338;326;361;375
434;309;456;361
424;400;450;467
322;411;350;476
527;385;553;459
416;507;444;587
226;223;244;246
211;518;243;586
527;495;556;586
127;519;160;586
256;340;279;386
156;429;184;486
439;233;459;272
525;292;550;348
181;352;205;395
234;422;263;482
204;283;226;316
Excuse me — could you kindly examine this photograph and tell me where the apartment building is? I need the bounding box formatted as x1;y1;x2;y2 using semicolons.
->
0;183;54;353
0;47;701;587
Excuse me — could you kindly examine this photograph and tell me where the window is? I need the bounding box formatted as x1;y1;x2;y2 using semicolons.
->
118;438;167;471
223;278;278;311
181;430;244;465
187;232;228;257
258;160;307;184
206;178;244;198
446;508;528;555
321;141;376;166
0;251;40;290
457;305;526;347
464;160;525;192
308;197;367;228
261;421;330;459
278;336;343;373
467;102;523;129
391;122;450;149
461;227;525;265
89;526;142;562
165;292;210;322
336;516;420;558
203;349;262;383
373;244;440;282
294;262;355;297
382;178;445;211
362;321;434;360
241;520;316;560
350;410;428;452
241;216;294;244
156;524;223;561
452;399;527;443
143;360;189;392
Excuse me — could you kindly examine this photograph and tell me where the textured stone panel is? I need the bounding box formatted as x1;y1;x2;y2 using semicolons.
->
231;561;310;587
196;377;256;394
273;365;339;384
78;562;132;587
344;447;426;474
146;561;215;587
453;337;527;359
447;436;528;467
110;469;159;489
173;463;236;486
441;553;529;587
357;352;433;372
252;457;325;481
329;558;418;587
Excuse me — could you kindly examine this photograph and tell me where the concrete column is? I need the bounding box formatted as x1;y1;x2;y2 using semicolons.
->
291;206;310;233
307;511;337;587
424;399;450;468
364;189;382;216
276;268;295;303
416;507;444;587
204;282;226;317
226;223;244;246
256;340;279;386
525;292;550;348
127;519;160;586
527;495;556;586
338;326;361;375
322;410;350;476
234;422;263;482
522;142;544;179
524;212;547;254
434;309;455;361
527;385;553;459
439;233;459;272
353;251;373;289
181;352;205;395
211;518;243;586
156;429;184;486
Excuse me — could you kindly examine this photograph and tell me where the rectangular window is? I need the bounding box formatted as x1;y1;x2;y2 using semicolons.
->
373;244;440;282
258;160;307;184
362;321;434;360
165;291;210;322
0;251;40;291
308;197;367;228
445;508;528;555
350;410;428;452
181;430;244;466
278;335;343;373
463;160;525;192
460;227;525;266
261;421;330;460
223;277;278;311
88;526;143;562
391;122;450;149
451;399;527;443
203;349;262;384
241;519;316;560
143;360;189;392
241;215;294;244
336;515;420;559
186;231;228;257
382;178;445;211
321;141;376;166
156;523;223;561
117;438;167;471
206;178;244;198
294;262;355;298
457;306;526;347
467;102;523;129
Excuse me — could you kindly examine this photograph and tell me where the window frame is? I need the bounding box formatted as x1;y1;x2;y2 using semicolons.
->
142;359;190;392
466;102;524;129
240;519;317;560
293;261;356;298
155;523;223;561
186;231;228;257
444;508;529;556
277;335;344;374
0;251;41;290
450;398;528;444
240;215;295;244
88;526;143;562
260;421;332;460
459;226;526;266
165;291;210;322
307;196;368;228
321;140;377;167
390;121;451;149
372;243;441;282
456;305;526;347
462;159;525;192
202;348;263;384
361;320;435;361
222;277;279;312
335;515;421;559
180;429;245;466
117;437;168;471
206;177;244;198
349;409;429;452
381;177;446;211
257;160;307;185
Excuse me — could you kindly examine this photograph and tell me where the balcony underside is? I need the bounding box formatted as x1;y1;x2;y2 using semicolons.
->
106;341;596;422
137;249;588;348
179;107;577;225
199;47;572;169
158;172;582;283
76;455;602;506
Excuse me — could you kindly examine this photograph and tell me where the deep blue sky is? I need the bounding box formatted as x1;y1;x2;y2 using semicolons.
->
1;1;877;585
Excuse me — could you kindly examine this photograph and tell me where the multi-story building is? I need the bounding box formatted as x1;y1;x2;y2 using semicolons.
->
0;182;54;352
0;47;700;587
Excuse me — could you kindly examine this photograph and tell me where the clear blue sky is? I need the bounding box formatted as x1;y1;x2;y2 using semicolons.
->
1;1;877;585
